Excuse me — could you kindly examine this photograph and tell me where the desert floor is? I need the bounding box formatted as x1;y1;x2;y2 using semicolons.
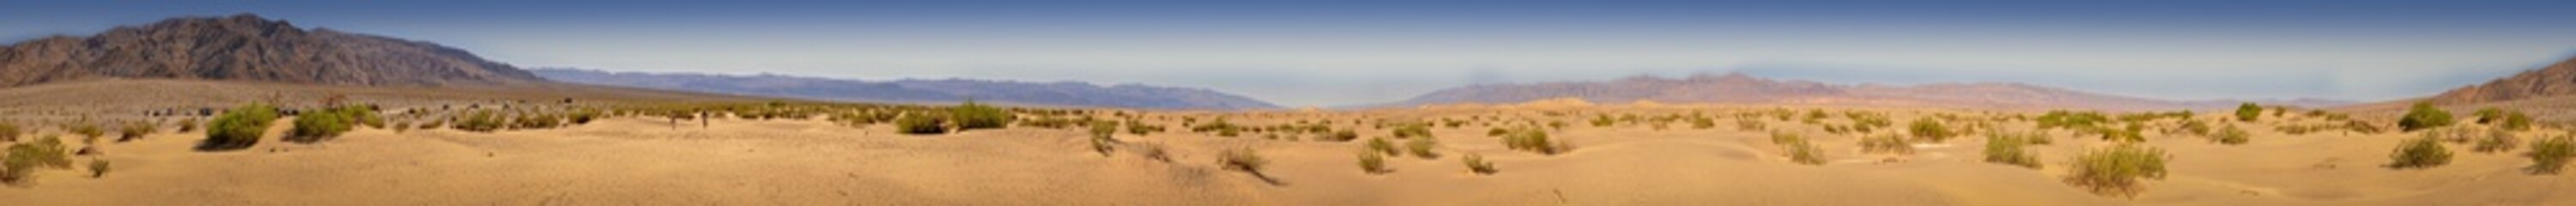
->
3;106;2573;205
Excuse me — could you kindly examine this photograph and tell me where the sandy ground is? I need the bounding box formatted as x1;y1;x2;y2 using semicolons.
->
4;103;2573;205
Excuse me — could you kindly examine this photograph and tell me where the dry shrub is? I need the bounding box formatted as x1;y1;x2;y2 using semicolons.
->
2066;143;2168;198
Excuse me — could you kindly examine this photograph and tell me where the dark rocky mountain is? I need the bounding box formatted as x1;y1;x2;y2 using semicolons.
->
1391;73;2347;111
0;14;542;88
2429;56;2576;105
531;68;1281;110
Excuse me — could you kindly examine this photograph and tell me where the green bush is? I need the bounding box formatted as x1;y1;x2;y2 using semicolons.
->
3;136;71;185
2386;134;2452;169
2066;143;2168;198
2474;107;2506;124
1405;136;1440;159
452;110;506;132
2235;102;2263;122
1356;150;1389;174
2525;135;2574;174
1464;153;1497;175
203;103;281;151
895;112;949;135
2501;111;2532;131
1859;134;1912;155
288;109;355;143
949;100;1014;130
2211;124;2251;145
2398;102;2452;132
1984;133;2042;169
1908;118;1955;142
1391;123;1433;139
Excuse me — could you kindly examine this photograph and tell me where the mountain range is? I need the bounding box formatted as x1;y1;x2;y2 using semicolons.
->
530;68;1281;110
1386;73;2351;111
0;14;542;88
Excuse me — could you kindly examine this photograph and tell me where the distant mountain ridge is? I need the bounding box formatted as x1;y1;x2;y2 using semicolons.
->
531;68;1281;110
0;14;543;88
2429;56;2576;105
1391;73;2348;111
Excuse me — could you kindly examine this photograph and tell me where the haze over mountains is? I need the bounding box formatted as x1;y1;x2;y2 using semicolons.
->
531;68;1281;110
0;14;542;88
1388;73;2352;111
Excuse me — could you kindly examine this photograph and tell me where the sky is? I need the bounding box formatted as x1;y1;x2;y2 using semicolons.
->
6;1;2576;106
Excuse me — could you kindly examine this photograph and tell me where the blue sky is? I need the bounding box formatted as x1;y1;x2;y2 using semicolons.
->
6;1;2575;106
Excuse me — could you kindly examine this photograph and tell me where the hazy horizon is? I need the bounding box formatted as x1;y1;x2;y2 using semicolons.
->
8;1;2576;106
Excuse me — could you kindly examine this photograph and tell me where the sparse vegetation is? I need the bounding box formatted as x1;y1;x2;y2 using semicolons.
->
1357;150;1389;174
1501;127;1567;154
2474;129;2518;153
0;123;16;142
4;136;71;185
117;120;157;142
452;110;506;132
1323;129;1360;142
1391;123;1432;139
288;107;358;142
1984;132;2041;169
1464;153;1496;174
2235;102;2262;122
2386;134;2452;169
2527;135;2573;174
87;159;108;179
1088;122;1118;156
2066;143;2167;198
2211;124;2250;145
1366;137;1400;156
203;103;282;150
895;112;949;135
1405;136;1440;159
1908;118;1955;142
1858;134;1912;155
2397;102;2452;132
1778;132;1825;166
949;100;1014;131
1217;148;1269;173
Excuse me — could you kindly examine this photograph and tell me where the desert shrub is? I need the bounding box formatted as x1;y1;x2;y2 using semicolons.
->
1691;117;1717;129
1781;135;1826;166
1501;128;1566;154
0;123;16;142
2474;129;2518;153
1089;122;1118;156
2235;102;2263;122
1858;134;1913;155
2501;111;2532;131
2211;124;2250;145
2036;111;2110;130
2175;120;2212;136
67;122;104;142
3;136;72;185
512;112;562;130
419;119;445;130
949;101;1013;130
1909;118;1956;142
1324;129;1360;142
1591;114;1615;127
1123;120;1163;136
1486;128;1509;137
1391;123;1433;138
2397;102;2452;132
1464;153;1497;174
175;118;197;133
340;106;384;129
288;109;355;143
1984;133;2042;169
1217;148;1269;173
2528;135;2575;174
1736;118;1765;130
2386;134;2452;169
452;110;506;132
1133;142;1172;162
567;107;604;124
1405;136;1440;159
2066;143;2168;198
1366;137;1400;156
2474;107;2506;124
87;159;108;179
895;112;949;135
203;103;282;150
1356;150;1389;174
116;121;156;142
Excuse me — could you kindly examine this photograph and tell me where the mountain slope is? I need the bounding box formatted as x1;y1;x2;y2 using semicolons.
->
0;14;542;88
2428;56;2576;104
1393;73;2343;111
531;68;1281;110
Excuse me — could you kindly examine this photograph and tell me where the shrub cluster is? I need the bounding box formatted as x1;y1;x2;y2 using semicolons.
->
1501;127;1567;154
1777;133;1826;166
1983;132;2042;169
1464;153;1497;175
2066;143;2167;198
3;136;70;185
1405;136;1440;159
2397;102;2452;132
2526;135;2574;174
895;112;949;135
2210;124;2251;145
2386;134;2452;169
116;121;157;142
1356;149;1389;174
1908;118;1956;142
203;103;282;151
1858;134;1912;155
2474;129;2518;153
949;100;1013;131
452;110;507;132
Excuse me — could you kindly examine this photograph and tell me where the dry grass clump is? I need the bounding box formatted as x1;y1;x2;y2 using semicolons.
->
2473;129;2518;153
1774;132;1825;165
1858;134;1912;155
1405;136;1440;159
66;121;105;142
2065;143;2167;198
1218;148;1270;174
1908;118;1956;142
2210;124;2251;145
2525;134;2574;174
116;120;157;142
86;159;108;179
1366;137;1400;156
202;103;281;151
1356;149;1390;174
1391;123;1433;138
1088;122;1118;156
452;110;507;132
1983;132;2041;169
1464;153;1496;175
1501;127;1567;154
2386;133;2453;169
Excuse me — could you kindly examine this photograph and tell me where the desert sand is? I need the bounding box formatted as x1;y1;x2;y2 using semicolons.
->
4;99;2573;205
